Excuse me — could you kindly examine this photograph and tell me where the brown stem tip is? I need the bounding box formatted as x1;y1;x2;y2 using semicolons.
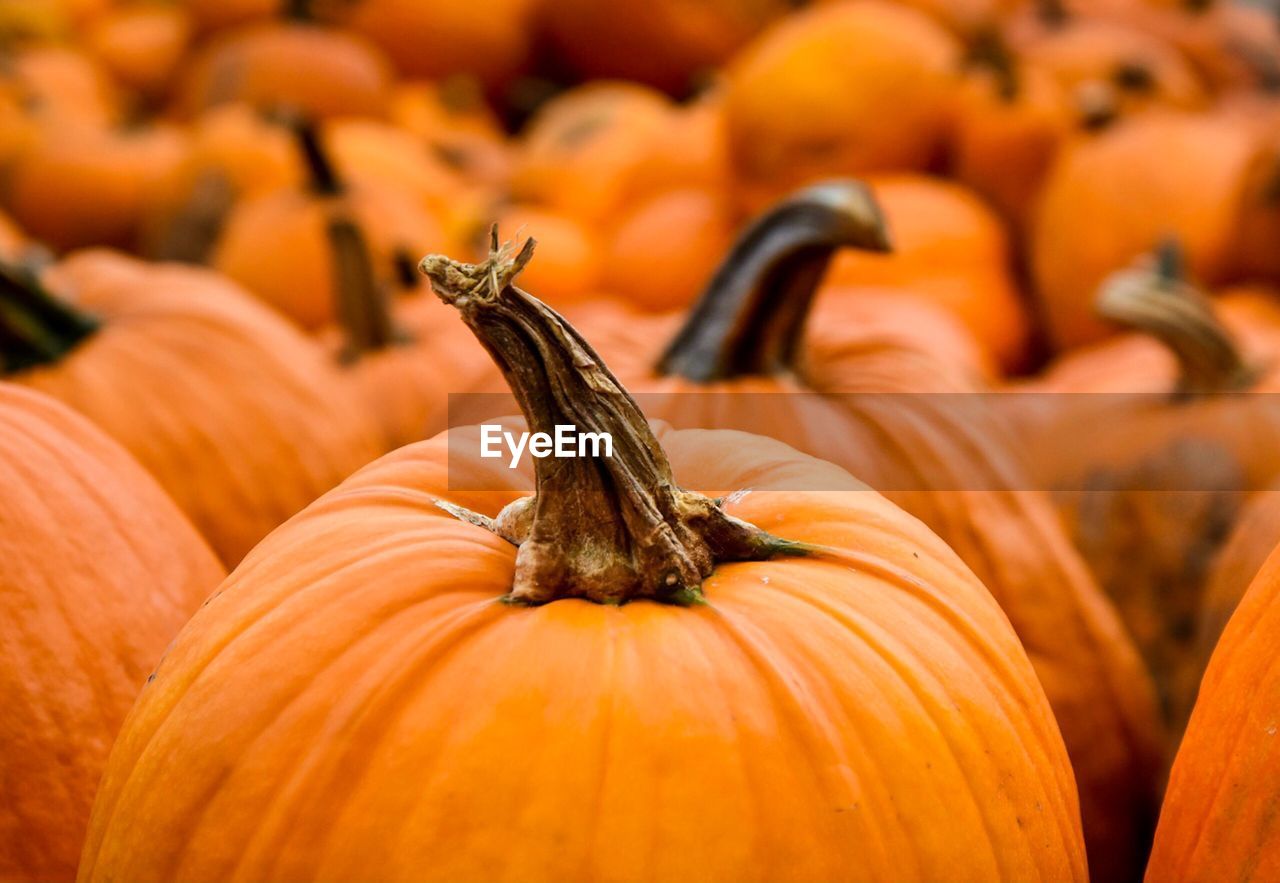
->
419;230;807;606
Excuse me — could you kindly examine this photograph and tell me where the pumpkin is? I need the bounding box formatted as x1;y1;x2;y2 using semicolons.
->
172;4;392;120
83;2;192;99
952;33;1076;228
723;2;960;214
328;0;536;89
1031;111;1271;349
511;82;723;226
0;383;224;880
78;236;1086;882
2;119;187;252
1020;247;1280;726
1194;487;1280;695
593;181;1162;882
1;251;382;564
1010;16;1209;118
141;102;301;263
540;0;792;92
1145;541;1280;881
212;119;446;329
599;187;733;313
181;0;272;32
824;174;1031;372
389;79;512;190
0;43;120;127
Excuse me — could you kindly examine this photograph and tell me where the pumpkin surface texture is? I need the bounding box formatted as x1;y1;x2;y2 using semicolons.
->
78;238;1086;882
0;384;224;880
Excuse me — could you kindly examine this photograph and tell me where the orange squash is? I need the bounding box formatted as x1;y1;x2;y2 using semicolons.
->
511;82;722;226
723;2;960;213
1146;541;1280;881
1021;248;1280;726
212;120;446;329
1031;111;1270;349
952;35;1076;228
540;0;792;92
329;0;535;88
84;2;192;99
141;102;300;262
596;182;1162;882
3;119;186;252
600;187;733;313
172;6;392;120
2;252;381;564
824;174;1031;372
79;238;1086;882
0;384;224;881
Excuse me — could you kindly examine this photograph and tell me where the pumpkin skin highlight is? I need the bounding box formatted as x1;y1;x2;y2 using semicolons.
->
0;384;224;881
10;251;382;564
78;423;1087;882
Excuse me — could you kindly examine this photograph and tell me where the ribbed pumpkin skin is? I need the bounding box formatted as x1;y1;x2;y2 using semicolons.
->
1146;543;1280;882
0;384;224;881
79;427;1085;882
13;250;382;564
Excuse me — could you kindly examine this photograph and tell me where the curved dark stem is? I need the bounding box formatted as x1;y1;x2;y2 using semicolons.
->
657;180;890;383
328;217;400;358
0;264;100;374
419;230;805;605
291;118;343;196
392;248;420;290
1097;240;1258;397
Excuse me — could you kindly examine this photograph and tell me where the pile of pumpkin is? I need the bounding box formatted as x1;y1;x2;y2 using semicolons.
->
5;0;1280;879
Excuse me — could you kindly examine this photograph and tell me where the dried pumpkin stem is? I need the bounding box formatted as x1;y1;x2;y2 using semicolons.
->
1037;0;1069;27
1096;242;1258;397
420;231;806;605
327;217;401;358
657;180;890;382
965;30;1020;101
0;263;99;374
291;118;344;196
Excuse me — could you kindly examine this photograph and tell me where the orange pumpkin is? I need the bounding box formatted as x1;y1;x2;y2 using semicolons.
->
181;0;272;32
212;120;446;329
824;174;1031;372
1031;111;1270;349
1195;486;1280;690
2;251;382;564
1146;541;1280;881
329;0;536;88
83;2;192;99
0;384;224;881
600;187;733;313
79;238;1086;882
2;119;186;252
1021;249;1280;726
595;182;1161;882
172;9;392;120
511;82;722;226
141;102;300;262
1;43;120;127
723;2;960;213
540;0;792;92
952;35;1075;228
389;79;512;190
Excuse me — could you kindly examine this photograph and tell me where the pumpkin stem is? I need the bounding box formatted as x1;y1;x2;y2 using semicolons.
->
1037;0;1069;28
965;30;1019;101
282;0;315;22
419;229;807;605
1096;241;1258;397
0;263;99;374
656;180;890;383
290;118;343;196
328;216;401;358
